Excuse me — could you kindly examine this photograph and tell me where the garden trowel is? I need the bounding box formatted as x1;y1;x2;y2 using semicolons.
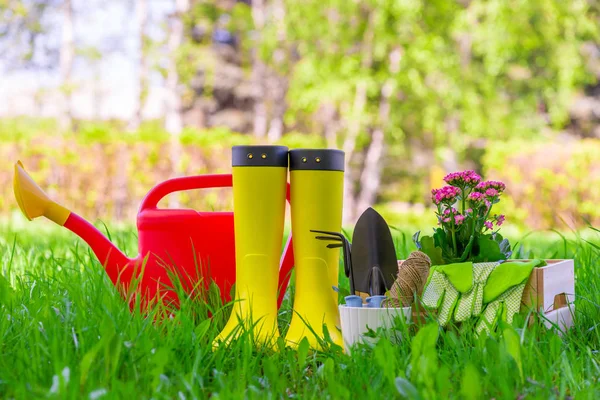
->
351;207;398;297
312;207;397;298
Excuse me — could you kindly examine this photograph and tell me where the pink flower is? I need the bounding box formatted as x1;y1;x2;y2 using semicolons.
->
443;217;451;223
484;199;491;210
443;207;457;216
485;188;499;198
431;186;461;205
466;208;473;214
454;214;465;225
468;192;485;204
476;180;506;194
496;214;505;226
444;170;482;188
484;221;493;230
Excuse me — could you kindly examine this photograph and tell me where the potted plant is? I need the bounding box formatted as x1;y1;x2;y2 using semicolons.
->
413;170;511;265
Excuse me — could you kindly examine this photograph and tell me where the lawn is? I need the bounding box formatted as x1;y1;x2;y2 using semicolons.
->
1;222;600;399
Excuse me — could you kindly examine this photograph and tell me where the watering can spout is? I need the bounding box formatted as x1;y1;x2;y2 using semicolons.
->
14;161;70;225
13;161;131;283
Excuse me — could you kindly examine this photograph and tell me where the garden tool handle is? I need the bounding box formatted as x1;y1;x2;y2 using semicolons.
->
141;174;293;210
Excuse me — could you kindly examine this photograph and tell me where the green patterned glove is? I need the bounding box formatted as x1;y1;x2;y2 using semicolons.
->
454;262;498;322
476;259;544;335
422;262;473;327
476;283;526;335
422;270;459;326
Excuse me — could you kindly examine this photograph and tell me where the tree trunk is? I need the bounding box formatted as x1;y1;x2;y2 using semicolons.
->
129;0;148;132
165;0;189;208
322;103;339;148
342;10;376;224
341;81;366;223
59;0;74;131
251;0;268;138
355;48;401;213
355;128;385;212
267;74;287;142
266;0;289;142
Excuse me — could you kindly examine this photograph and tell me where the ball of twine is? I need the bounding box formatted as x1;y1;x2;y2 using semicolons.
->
383;251;431;307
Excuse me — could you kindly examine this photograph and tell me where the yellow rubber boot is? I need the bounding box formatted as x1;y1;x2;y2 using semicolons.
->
213;145;288;349
285;149;345;350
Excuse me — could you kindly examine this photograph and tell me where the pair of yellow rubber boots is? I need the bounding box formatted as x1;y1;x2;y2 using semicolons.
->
213;145;344;350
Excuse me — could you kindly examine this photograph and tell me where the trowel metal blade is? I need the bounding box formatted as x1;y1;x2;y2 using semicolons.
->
350;207;398;296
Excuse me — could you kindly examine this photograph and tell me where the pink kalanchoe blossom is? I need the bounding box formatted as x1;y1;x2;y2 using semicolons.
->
444;170;482;188
432;186;461;205
484;221;493;230
454;214;465;225
476;180;506;194
468;191;485;204
443;207;457;216
466;208;473;214
443;217;451;223
485;188;499;198
496;215;505;226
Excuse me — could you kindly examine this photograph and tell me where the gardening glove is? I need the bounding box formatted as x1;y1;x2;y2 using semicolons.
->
476;259;545;335
482;259;545;304
454;262;498;322
476;283;526;335
422;262;473;327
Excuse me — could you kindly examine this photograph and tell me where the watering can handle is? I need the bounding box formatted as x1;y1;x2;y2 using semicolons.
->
139;173;292;210
139;174;234;211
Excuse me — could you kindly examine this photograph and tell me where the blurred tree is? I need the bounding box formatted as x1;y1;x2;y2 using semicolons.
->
59;0;74;131
251;0;267;138
77;46;103;119
165;0;190;207
128;0;149;131
0;0;57;69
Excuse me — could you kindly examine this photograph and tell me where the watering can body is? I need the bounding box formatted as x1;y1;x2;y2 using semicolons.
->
14;162;294;310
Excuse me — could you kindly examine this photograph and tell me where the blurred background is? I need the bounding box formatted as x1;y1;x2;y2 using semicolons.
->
1;0;600;232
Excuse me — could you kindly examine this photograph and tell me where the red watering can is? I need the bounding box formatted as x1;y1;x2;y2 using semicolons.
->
13;161;295;309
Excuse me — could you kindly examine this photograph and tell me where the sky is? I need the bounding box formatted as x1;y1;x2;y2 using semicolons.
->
0;0;174;120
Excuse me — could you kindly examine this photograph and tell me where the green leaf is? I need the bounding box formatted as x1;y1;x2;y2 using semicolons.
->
432;228;449;249
472;236;506;262
460;363;481;400
395;377;420;399
502;327;523;382
0;274;15;307
296;338;310;369
420;236;445;266
499;238;512;258
413;231;422;250
410;323;439;367
194;319;211;342
435;365;452;398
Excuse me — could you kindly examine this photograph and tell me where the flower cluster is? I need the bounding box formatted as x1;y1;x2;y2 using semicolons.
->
431;186;461;205
483;214;506;231
444;170;482;188
475;180;506;194
437;207;467;226
467;191;485;205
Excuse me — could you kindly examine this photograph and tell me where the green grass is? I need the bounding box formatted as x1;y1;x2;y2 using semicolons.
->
1;222;600;399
